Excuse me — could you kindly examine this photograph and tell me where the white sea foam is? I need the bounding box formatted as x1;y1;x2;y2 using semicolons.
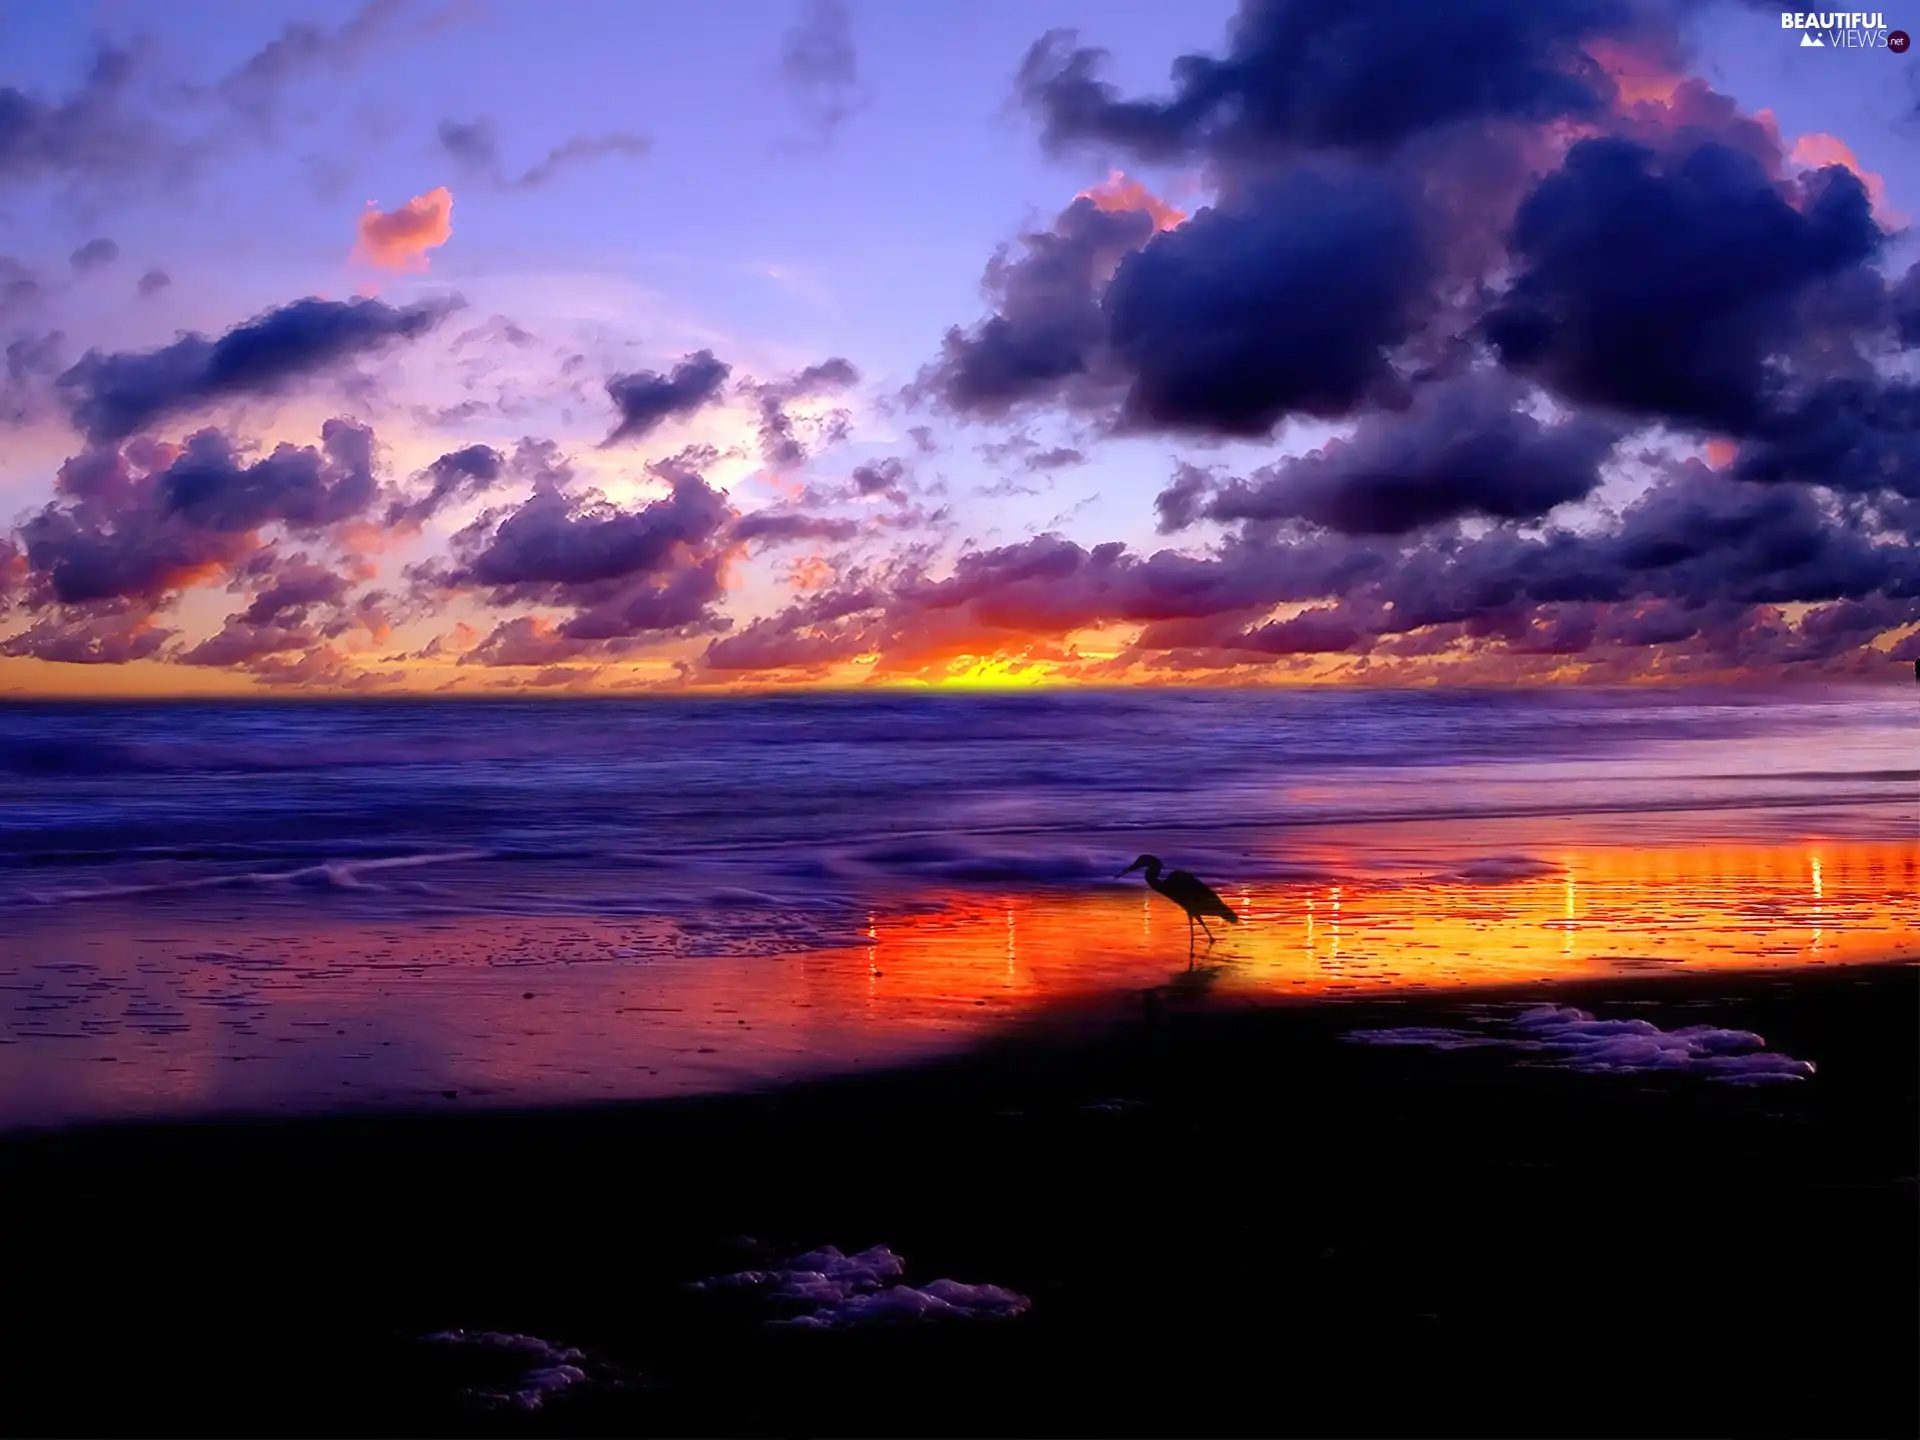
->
1346;1004;1816;1083
420;1328;598;1412
686;1243;1031;1328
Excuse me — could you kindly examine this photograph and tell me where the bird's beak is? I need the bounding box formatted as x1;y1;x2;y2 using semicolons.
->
1116;865;1136;878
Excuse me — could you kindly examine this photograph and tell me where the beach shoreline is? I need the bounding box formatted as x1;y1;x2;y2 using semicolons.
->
2;956;1913;1436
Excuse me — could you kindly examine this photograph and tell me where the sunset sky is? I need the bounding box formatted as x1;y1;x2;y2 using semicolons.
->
2;0;1917;695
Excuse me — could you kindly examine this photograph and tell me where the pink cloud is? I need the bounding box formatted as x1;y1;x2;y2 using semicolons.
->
353;187;454;272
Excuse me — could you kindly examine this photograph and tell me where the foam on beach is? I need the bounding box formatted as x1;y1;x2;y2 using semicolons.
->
419;1328;607;1412
686;1244;1032;1328
1346;1004;1817;1083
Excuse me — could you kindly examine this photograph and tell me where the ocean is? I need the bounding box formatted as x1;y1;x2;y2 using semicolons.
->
1;687;1914;1127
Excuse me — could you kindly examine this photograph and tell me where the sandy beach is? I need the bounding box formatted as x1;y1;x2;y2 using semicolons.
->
2;957;1912;1437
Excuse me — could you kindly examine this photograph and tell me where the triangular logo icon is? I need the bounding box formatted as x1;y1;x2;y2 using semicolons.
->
1800;31;1824;45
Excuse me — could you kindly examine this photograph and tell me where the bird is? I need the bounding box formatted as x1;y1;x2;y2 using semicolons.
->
1118;854;1240;954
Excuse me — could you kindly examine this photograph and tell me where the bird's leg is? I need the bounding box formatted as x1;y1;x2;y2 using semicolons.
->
1198;914;1216;944
1186;913;1196;957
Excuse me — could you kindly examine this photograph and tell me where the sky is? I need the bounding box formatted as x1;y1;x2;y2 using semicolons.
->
1;0;1917;695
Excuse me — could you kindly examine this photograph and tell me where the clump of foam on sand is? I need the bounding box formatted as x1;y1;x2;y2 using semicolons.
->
1347;1004;1816;1083
419;1329;613;1412
686;1244;1031;1328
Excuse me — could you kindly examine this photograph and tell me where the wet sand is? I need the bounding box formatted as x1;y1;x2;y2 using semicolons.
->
3;834;1913;1129
1;958;1913;1437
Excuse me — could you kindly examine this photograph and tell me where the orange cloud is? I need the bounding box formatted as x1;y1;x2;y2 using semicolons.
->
1788;134;1903;228
353;187;454;272
1077;171;1187;233
1704;438;1738;470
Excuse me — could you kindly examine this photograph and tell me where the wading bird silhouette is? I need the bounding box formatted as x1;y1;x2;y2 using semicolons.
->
1119;854;1240;957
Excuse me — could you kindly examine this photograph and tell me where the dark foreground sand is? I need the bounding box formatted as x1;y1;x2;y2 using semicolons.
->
2;960;1914;1438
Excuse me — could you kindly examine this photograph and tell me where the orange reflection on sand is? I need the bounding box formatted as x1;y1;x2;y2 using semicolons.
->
849;840;1917;1008
0;839;1912;1125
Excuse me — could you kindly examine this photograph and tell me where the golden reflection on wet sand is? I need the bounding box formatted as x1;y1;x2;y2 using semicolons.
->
0;838;1913;1127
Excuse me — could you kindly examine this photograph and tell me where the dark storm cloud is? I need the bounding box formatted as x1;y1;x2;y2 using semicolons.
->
1734;380;1920;500
1103;169;1430;436
58;295;458;443
602;350;733;447
1485;138;1885;435
135;266;171;299
732;511;862;545
68;237;119;273
922;197;1156;417
1016;0;1626;163
780;0;864;143
1191;374;1623;535
384;443;507;526
436;117;651;190
922;164;1432;439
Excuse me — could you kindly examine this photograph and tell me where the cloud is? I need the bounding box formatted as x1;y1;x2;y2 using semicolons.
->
424;461;739;653
750;356;860;469
919;196;1158;418
732;511;862;545
436;118;651;189
174;618;315;667
0;606;171;664
1016;0;1624;162
0;257;39;317
236;552;353;625
354;186;455;272
1077;171;1188;232
1485;137;1885;436
692;440;1920;684
217;0;404;122
1153;464;1215;534
1104;168;1431;436
58;294;458;443
850;458;909;501
153;420;378;533
135;266;171;299
1192;373;1624;536
780;0;864;144
68;237;119;273
383;443;507;526
920;163;1431;439
13;421;381;610
602;350;733;447
0;44;154;188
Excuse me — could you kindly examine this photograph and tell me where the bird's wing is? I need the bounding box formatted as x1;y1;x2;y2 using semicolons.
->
1169;871;1238;920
